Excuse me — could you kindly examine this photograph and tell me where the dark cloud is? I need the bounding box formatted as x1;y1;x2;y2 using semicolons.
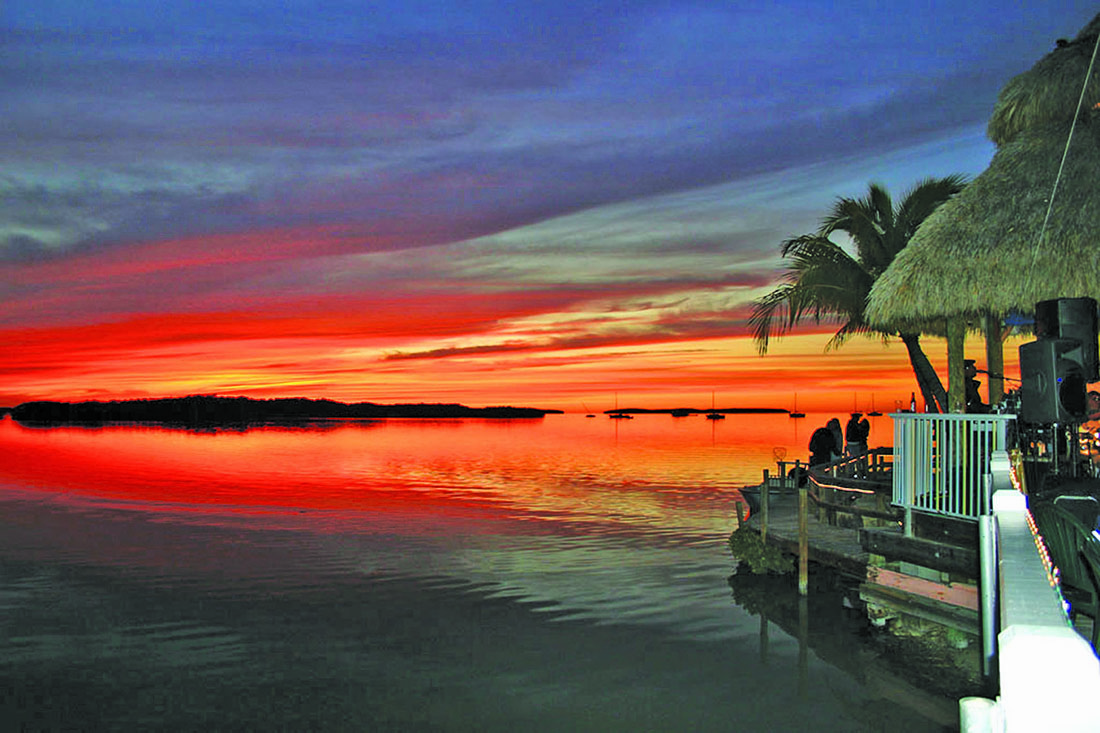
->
5;2;1094;269
0;233;52;262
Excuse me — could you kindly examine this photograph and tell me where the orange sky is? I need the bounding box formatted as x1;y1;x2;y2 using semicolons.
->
0;302;1023;413
4;4;1081;414
0;174;1028;414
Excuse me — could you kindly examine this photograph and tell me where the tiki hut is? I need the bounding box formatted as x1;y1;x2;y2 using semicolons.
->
865;13;1100;409
866;121;1100;322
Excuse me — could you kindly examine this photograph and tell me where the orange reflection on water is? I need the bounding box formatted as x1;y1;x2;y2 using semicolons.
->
0;419;485;515
0;412;878;525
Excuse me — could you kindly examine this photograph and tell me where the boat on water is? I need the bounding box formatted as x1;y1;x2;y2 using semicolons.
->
789;393;805;418
867;395;882;417
738;471;804;514
705;391;725;420
608;394;633;419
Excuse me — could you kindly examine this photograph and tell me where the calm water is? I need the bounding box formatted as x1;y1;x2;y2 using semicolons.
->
0;412;953;731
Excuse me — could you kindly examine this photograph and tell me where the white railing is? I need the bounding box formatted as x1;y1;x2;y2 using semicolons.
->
960;487;1100;731
892;413;1016;530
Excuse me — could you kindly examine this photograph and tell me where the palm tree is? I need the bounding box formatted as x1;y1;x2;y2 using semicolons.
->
750;176;967;413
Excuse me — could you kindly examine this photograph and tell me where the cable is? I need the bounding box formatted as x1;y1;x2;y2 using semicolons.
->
1025;32;1100;291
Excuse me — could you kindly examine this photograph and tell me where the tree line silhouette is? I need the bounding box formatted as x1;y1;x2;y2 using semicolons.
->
10;396;561;424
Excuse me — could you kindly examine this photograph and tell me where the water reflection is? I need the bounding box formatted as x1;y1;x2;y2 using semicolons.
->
0;413;949;731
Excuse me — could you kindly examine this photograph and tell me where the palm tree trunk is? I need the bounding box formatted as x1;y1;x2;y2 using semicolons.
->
899;333;947;412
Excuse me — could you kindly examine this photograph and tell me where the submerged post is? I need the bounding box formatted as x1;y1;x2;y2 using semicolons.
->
761;469;770;545
798;482;808;596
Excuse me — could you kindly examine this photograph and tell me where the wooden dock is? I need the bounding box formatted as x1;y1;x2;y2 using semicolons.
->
736;468;982;639
737;423;1100;729
741;493;869;578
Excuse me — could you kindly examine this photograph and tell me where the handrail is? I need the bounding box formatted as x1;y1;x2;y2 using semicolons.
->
813;447;893;480
891;413;1016;532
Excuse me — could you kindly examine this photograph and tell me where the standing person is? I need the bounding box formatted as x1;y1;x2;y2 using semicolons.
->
826;418;844;462
965;360;990;413
809;420;840;464
809;422;839;466
845;413;864;456
858;416;871;453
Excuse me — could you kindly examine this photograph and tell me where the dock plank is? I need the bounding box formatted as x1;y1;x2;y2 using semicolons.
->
744;493;870;578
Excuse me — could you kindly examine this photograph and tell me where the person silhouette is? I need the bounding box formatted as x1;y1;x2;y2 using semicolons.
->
845;412;864;456
809;422;838;466
827;418;844;462
965;360;989;413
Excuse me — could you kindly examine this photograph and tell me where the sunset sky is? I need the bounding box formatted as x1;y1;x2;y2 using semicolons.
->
2;1;1093;413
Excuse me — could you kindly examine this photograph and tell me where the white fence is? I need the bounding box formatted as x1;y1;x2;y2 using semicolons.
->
961;488;1100;732
892;413;1016;531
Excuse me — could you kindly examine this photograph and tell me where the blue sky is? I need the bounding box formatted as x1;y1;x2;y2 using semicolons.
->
0;1;1096;408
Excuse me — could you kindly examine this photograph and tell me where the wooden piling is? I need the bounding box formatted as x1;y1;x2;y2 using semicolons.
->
798;482;809;596
761;469;770;545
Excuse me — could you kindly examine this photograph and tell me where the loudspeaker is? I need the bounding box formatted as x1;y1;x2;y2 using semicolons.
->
1034;297;1099;381
1020;338;1088;423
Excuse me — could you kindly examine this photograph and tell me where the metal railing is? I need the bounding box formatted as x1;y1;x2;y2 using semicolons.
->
812;447;894;484
892;412;1016;531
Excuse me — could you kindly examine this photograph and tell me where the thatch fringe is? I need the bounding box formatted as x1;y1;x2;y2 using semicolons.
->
988;12;1100;147
866;119;1100;325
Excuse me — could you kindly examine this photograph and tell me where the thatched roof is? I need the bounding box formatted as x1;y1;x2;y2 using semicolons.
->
866;12;1100;327
865;118;1100;325
989;13;1100;146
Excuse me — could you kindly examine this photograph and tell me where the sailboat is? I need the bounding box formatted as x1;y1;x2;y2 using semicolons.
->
706;392;725;420
789;394;805;418
609;393;633;419
867;395;882;417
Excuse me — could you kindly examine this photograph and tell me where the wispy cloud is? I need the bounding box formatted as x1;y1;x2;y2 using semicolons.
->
0;0;1090;407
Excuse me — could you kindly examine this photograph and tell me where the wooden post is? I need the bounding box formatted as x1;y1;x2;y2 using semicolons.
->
984;312;1005;408
761;469;770;545
948;317;966;413
798;482;808;596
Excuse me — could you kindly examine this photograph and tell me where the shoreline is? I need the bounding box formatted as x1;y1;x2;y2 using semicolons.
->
9;396;563;424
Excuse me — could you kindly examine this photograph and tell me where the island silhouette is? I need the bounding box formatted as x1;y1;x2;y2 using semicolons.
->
10;396;563;425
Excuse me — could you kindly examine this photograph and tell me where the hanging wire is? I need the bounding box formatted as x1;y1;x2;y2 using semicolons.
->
1025;31;1100;291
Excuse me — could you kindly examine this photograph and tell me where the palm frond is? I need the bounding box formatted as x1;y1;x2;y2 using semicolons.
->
824;319;878;351
821;188;893;276
751;234;875;353
755;175;967;354
895;174;967;241
866;183;895;232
